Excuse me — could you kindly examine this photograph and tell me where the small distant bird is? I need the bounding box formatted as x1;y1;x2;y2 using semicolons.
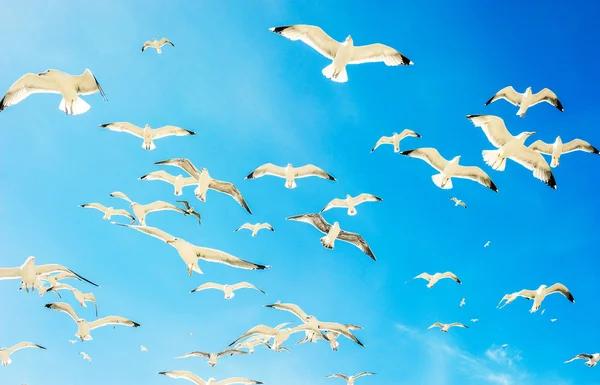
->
286;213;375;260
471;319;479;323
188;332;194;337
109;191;185;226
79;352;92;363
428;322;468;333
501;344;509;348
140;345;148;352
80;203;135;224
99;122;195;151
541;309;546;315
371;130;421;153
325;372;376;385
245;163;336;189
551;318;558;323
528;136;599;168
485;86;563;117
459;298;466;308
141;37;175;54
69;340;77;344
176;349;247;367
449;197;466;208
269;24;412;83
484;241;491;248
140;171;197;196
321;194;382;216
497;283;574;313
0;68;107;115
158;371;262;385
190;282;266;299
176;201;202;224
413;272;461;288
0;342;46;366
565;353;600;367
235;223;274;237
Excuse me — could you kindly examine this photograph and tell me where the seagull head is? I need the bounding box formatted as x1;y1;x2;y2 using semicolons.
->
526;131;536;137
345;35;353;43
144;124;151;129
451;155;461;163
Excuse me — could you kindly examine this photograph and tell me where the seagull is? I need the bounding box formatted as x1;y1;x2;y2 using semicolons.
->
0;256;97;292
109;191;185;226
234;223;274;237
497;283;575;313
371;130;421;153
321;194;382;216
112;224;269;275
325;372;376;385
269;24;412;83
141;345;148;352
190;282;266;299
79;352;92;363
400;147;498;192
459;298;466;308
413;272;461;288
501;344;509;348
158;371;262;385
155;159;252;214
466;114;556;189
449;197;466;208
45;302;140;341
48;283;98;317
0;69;106;115
176;201;202;224
229;323;325;352
471;319;479;323
99;122;195;151
286;213;375;260
528;136;599;168
80;203;135;223
233;336;271;354
565;353;600;367
541;309;546;315
142;37;175;54
0;343;46;366
69;340;77;344
427;322;468;333
140;171;197;196
188;332;194;337
484;241;491;248
176;349;247;367
245;163;336;189
485;86;563;117
551;318;558;322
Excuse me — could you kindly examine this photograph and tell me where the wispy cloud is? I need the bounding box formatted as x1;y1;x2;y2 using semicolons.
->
485;344;522;367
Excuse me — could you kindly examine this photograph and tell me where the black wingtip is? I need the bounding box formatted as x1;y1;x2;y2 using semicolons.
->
158;372;167;375
555;99;564;112
489;181;499;193
400;54;412;66
133;321;141;328
400;150;414;156
465;114;481;120
328;174;337;181
457;279;462;284
484;97;494;106
547;174;558;190
244;172;254;180
0;96;6;111
415;133;422;138
139;174;148;180
187;130;197;136
374;196;383;201
270;26;290;34
44;303;52;309
255;264;271;271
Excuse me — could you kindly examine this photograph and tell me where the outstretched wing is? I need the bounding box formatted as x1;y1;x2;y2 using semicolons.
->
208;179;252;214
0;73;61;111
320;198;347;213
485;86;523;106
465;115;513;148
531;88;564;111
293;164;336;181
337;230;376;261
143;200;185;214
154;158;202;179
400;147;448;172
286;213;331;234
545;283;575;302
245;163;286;179
99;122;144;138
176;351;210;359
158;371;205;385
265;302;310;321
190;282;224;293
109;191;134;203
528;140;554;155
371;136;393;152
231;282;266;294
89;316;140;330
349;43;412;66
269;24;340;59
453;165;498;192
112;223;175;242
74;69;107;100
7;342;46;355
152;125;195;139
193;246;270;271
45;302;80;322
562;139;599;155
159;38;175;47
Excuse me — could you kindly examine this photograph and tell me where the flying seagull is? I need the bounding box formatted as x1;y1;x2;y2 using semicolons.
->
321;194;382;216
141;345;148;352
142;38;175;54
298;329;342;351
45;302;140;341
484;241;490;248
234;223;274;237
428;322;468;333
140;171;197;195
485;86;563;117
245;163;336;189
176;349;247;367
190;282;266;299
99;122;195;151
269;24;412;82
79;352;92;363
229;323;325;352
413;272;461;288
528;136;599;168
459;298;466;308
110;191;185;226
325;372;376;385
471;319;479;323
371;130;421;153
466;114;556;189
80;203;135;223
400;147;498;192
565;353;600;367
551;318;558;323
48;283;98;317
1;343;46;366
497;283;574;313
0;68;106;115
158;371;262;385
176;201;202;224
449;197;466;208
69;340;77;344
286;213;375;260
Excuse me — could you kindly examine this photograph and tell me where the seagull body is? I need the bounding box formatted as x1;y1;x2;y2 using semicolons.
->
565;353;600;367
449;197;466;208
400;148;498;192
190;282;266;299
176;201;202;224
497;283;575;313
140;171;197;195
0;343;46;366
80;203;135;223
158;371;262;385
234;223;274;237
528;136;599;168
428;322;468;333
325;372;376;385
321;194;382;216
229;323;325;352
177;349;247;367
485;86;563;117
110;191;185;226
371;130;421;153
270;24;412;83
414;272;461;288
245;163;336;189
0;68;106;115
459;298;466;308
80;352;92;363
100;122;195;150
466;114;556;189
286;213;375;260
142;37;175;54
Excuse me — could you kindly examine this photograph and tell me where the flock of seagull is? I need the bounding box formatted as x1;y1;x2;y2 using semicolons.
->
0;19;598;385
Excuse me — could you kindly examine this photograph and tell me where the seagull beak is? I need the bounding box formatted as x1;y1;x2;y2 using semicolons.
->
529;132;537;136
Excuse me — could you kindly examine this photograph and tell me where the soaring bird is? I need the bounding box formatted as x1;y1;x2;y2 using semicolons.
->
459;298;466;308
141;37;175;54
325;372;376;385
449;197;466;208
528;136;599;168
428;322;468;333
565;353;600;367
140;171;197;196
485;86;563;117
321;194;382;216
269;24;412;82
158;371;262;385
229;323;325;352
48;283;98;317
80;203;135;223
245;163;336;189
497;283;574;313
109;191;185;226
190;282;266;299
371;130;421;153
234;223;274;237
413;272;461;288
99;122;195;151
176;349;247;367
79;352;92;363
176;201;202;224
0;343;46;366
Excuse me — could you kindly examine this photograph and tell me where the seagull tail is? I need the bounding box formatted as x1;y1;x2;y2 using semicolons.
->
320;235;335;249
482;150;506;171
347;208;357;216
322;63;348;83
59;97;90;115
550;157;559;168
432;174;452;189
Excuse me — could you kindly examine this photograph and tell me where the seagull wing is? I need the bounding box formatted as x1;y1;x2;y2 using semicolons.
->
528;140;554;155
152;125;196;139
565;354;594;363
414;272;432;281
440;272;461;283
141;41;153;52
349;43;412;66
400;147;448;172
229;325;277;346
193;246;269;270
35;264;98;287
154;158;202;179
320;198;347;213
531;88;564;111
231;282;266;294
190;282;224;293
140;170;176;184
217;378;262;385
318;322;364;347
158;38;175;47
269;24;339;59
158;371;206;385
218;349;247;357
80;203;109;213
143;200;185;214
0;73;61;111
45;302;80;322
82;292;98;317
485;86;522;106
325;374;349;381
245;163;286;179
109;191;134;203
89;316;140;330
354;193;383;204
562;139;599;154
235;223;254;232
293;164;336;180
6;342;46;355
176;351;210;359
112;223;175;242
177;200;192;210
509;147;557;189
286;213;331;234
448;323;468;329
453;165;499;192
371;136;393;152
465;115;513;148
99;122;144;138
337;230;376;261
515;289;537;299
353;372;376;379
428;322;443;329
545;283;575;302
208;179;252;214
265;302;309;321
399;129;422;139
0;267;21;280
74;69;107;100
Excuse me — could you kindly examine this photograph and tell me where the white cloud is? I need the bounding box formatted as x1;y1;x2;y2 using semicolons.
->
485;344;522;367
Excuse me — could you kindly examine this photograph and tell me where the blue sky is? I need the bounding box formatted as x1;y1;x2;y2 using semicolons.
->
1;1;599;384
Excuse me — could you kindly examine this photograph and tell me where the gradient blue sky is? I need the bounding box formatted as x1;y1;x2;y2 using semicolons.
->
1;1;599;384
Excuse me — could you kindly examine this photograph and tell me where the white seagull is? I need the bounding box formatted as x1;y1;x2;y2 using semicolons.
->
176;201;202;224
325;372;376;385
321;194;382;216
110;191;185;226
466;114;556;189
449;197;466;208
497;283;575;313
1;343;46;366
0;69;106;115
286;213;375;260
69;340;77;344
413;272;461;288
428;322;469;333
371;130;421;153
565;353;600;367
245;163;336;189
80;202;135;223
45;302;140;341
400;147;498;192
551;318;558;323
269;24;412;82
485;86;563;117
158;371;262;385
99;122;195;151
459;298;466;308
190;282;266;299
48;283;98;317
229;323;325;352
471;319;479;323
298;329;342;351
176;349;247;367
79;352;92;363
234;223;274;237
142;37;175;54
140;171;197;195
141;345;148;352
484;241;491;248
528;136;599;168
